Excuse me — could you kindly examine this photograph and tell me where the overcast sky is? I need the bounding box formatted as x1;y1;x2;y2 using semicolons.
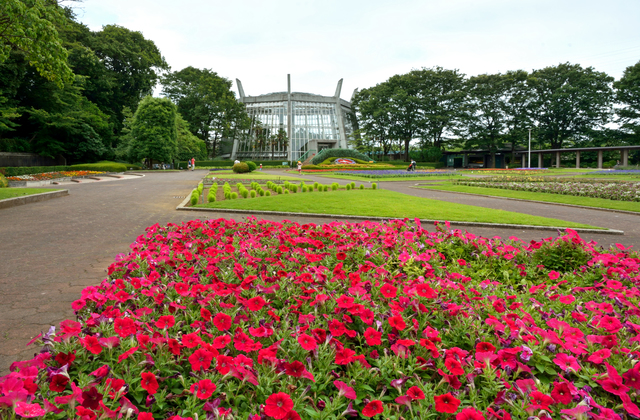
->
72;0;640;102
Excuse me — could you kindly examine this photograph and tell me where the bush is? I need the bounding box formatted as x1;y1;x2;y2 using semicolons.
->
241;190;249;198
277;187;283;194
284;189;289;194
324;185;329;192
372;183;378;189
259;189;264;196
265;191;271;196
331;183;339;191
292;185;298;193
246;161;257;172
359;184;364;189
250;190;256;198
311;148;373;165
0;173;7;188
350;182;355;188
190;195;198;206
207;194;216;203
232;162;250;173
346;184;351;190
231;192;238;199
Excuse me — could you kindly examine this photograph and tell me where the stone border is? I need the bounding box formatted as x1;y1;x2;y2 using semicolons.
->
175;199;623;235
0;189;69;209
412;185;640;217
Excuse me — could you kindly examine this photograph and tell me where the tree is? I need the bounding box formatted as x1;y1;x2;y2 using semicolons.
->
176;114;206;161
410;67;468;149
161;67;248;157
129;96;178;167
527;63;614;149
351;85;394;158
0;0;73;85
614;60;640;141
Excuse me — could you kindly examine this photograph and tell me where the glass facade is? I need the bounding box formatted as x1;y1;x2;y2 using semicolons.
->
291;102;339;161
237;102;288;160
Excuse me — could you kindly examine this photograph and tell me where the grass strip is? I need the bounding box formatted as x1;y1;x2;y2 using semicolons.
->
206;172;305;181
0;188;62;200
419;183;640;213
313;174;461;182
196;189;600;229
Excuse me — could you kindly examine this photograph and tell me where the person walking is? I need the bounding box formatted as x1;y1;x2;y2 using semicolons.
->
191;157;195;171
297;161;302;174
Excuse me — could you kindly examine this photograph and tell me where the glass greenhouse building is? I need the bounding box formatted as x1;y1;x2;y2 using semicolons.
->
231;75;356;162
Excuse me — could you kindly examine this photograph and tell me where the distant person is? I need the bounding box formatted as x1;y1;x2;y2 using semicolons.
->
191;157;195;171
297;161;302;174
259;164;262;171
234;159;240;164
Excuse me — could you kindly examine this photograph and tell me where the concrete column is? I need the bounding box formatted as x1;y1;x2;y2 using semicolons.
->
538;153;543;168
576;151;580;169
287;74;292;162
555;151;561;168
521;154;525;168
597;150;603;169
463;153;468;167
622;149;629;166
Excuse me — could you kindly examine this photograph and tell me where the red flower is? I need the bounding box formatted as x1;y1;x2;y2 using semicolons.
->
445;357;465;375
182;333;201;348
140;372;159;395
336;252;347;260
190;379;216;399
335;348;356;365
456;407;485;420
434;393;461;413
81;336;103;355
415;284;436;298
406;386;425;400
283;410;301;420
216;355;233;375
364;328;382;346
297;334;317;351
550;381;572;405
189;348;214;371
388;315;406;330
139;413;154;420
114;318;137;337
475;342;496;353
264;392;294;419
380;283;397;298
623;365;640;390
247;296;266;311
81;386;103;410
49;374;69;392
14;402;46;418
334;380;357;400
212;313;232;331
55;351;76;367
362;400;384;417
155;315;175;329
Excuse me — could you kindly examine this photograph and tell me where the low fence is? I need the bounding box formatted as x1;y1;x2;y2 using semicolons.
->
0;153;65;168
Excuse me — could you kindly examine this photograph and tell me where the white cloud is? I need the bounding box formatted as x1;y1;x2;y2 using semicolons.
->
73;0;640;99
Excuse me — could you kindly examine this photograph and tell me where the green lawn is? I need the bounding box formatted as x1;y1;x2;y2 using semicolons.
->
419;182;640;213
207;171;305;181
196;189;601;229
575;174;640;181
314;174;461;182
0;188;61;200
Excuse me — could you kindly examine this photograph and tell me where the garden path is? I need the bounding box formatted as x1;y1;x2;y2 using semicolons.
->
1;170;638;374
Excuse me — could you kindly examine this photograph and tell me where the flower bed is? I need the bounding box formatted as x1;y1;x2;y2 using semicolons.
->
333;170;456;179
455;179;640;202
1;219;639;420
7;171;105;181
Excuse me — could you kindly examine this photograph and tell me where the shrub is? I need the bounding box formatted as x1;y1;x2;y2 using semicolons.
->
190;195;198;206
232;162;250;173
207;193;216;203
313;182;319;190
240;190;248;198
359;184;364;189
323;185;329;192
250;190;256;198
259;189;265;196
331;183;338;191
265;191;271;196
277;187;283;194
372;183;378;189
284;189;289;194
292;185;298;193
231;192;238;199
310;148;373;165
302;186;308;192
245;161;257;172
0;173;7;188
346;184;351;190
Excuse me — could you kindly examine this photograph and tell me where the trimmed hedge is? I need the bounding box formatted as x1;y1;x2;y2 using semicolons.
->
0;161;142;176
0;173;7;188
177;160;291;169
310;148;374;165
232;162;250;173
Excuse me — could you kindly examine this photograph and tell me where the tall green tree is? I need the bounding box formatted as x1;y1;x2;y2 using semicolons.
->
352;84;395;158
614;60;640;141
176;114;206;161
161;67;249;157
0;0;73;85
527;63;614;149
129;96;178;167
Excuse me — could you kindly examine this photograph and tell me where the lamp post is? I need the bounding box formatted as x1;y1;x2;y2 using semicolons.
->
528;128;532;168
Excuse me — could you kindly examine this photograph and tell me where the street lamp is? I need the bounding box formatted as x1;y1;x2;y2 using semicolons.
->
528;128;532;168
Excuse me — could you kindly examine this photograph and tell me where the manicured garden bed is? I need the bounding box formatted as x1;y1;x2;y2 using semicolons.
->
6;171;105;181
1;219;637;419
195;189;599;229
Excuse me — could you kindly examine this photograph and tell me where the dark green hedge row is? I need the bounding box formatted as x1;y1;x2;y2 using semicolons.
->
310;149;373;165
0;162;141;176
177;160;292;169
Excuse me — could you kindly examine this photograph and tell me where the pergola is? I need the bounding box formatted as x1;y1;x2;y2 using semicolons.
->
514;145;640;169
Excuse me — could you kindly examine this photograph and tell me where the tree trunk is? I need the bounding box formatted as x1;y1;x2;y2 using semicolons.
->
405;139;410;162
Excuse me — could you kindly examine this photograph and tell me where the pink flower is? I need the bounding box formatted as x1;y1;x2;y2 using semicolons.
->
548;271;560;280
334;380;357;399
553;353;581;372
264;393;293;419
14;402;46;417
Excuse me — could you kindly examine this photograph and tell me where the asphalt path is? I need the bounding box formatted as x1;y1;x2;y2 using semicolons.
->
0;169;638;374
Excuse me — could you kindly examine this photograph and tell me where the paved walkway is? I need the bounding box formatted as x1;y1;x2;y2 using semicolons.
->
1;170;638;374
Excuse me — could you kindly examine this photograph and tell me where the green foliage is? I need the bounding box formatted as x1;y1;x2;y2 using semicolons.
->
230;192;238;199
232;162;250;173
245;161;257;172
190;194;198;206
176;114;207;161
0;0;73;85
250;190;256;198
0;161;139;176
302;186;308;192
265;190;271;196
0;172;7;188
359;184;364;189
331;183;338;191
129;96;178;165
615;60;640;138
161;67;250;158
346;184;351;190
311;148;373;165
372;183;378;189
258;189;264;196
531;239;591;272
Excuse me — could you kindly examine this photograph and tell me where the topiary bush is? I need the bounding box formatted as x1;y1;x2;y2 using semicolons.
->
0;173;8;188
230;192;238;199
346;184;351;190
232;162;250;173
190;195;198;206
372;183;378;189
250;190;257;198
359;184;364;189
331;183;339;191
245;161;257;172
265;191;271;196
310;148;373;165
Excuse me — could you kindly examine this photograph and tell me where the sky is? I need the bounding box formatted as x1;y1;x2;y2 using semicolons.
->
71;0;640;102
